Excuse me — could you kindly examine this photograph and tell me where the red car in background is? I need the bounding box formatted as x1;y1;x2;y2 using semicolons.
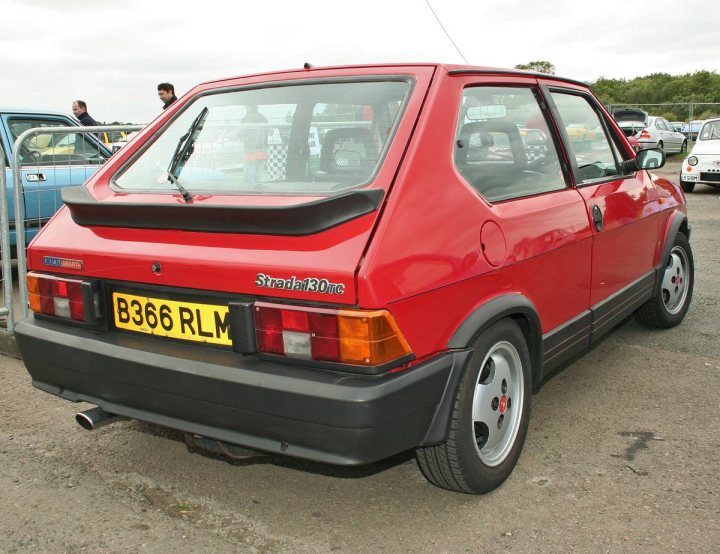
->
16;64;693;494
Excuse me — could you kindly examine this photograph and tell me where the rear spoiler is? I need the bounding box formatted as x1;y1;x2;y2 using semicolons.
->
61;186;384;236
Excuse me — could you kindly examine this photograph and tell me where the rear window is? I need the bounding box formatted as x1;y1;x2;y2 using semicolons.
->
113;79;411;195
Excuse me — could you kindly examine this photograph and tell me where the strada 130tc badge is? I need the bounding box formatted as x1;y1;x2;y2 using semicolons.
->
255;273;345;295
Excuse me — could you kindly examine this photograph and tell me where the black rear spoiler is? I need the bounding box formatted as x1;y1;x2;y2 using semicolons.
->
61;186;384;236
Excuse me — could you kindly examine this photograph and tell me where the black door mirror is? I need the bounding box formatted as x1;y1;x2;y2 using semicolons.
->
635;148;665;170
620;147;666;174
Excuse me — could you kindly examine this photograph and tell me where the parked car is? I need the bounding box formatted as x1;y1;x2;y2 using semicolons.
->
613;110;687;153
613;107;648;137
681;120;704;141
627;135;641;152
639;117;688;153
15;64;694;494
564;123;601;140
679;117;720;192
671;121;686;133
0;108;110;253
108;131;139;152
101;130;128;146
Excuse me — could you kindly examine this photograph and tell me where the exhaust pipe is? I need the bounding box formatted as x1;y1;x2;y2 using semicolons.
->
75;407;121;430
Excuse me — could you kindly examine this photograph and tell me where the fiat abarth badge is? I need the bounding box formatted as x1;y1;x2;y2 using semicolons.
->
42;256;83;270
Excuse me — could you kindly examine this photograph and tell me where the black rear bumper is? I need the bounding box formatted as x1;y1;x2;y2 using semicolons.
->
15;315;464;465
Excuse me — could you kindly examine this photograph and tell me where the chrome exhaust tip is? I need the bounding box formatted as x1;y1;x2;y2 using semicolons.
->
75;407;121;430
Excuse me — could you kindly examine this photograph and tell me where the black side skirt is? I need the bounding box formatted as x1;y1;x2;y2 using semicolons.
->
541;270;656;375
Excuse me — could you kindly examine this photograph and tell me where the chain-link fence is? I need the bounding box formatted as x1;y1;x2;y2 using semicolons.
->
0;125;142;345
606;102;720;124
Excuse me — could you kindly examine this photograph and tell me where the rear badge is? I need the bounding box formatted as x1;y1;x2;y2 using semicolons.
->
256;273;345;295
43;256;84;270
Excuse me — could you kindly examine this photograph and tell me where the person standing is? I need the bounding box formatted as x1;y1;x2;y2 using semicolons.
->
241;104;268;184
158;82;178;110
72;100;98;126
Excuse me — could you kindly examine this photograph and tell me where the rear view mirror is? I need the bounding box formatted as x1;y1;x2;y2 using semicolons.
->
636;148;665;170
467;105;507;120
619;147;666;174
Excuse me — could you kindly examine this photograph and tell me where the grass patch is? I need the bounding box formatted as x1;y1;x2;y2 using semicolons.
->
176;500;194;512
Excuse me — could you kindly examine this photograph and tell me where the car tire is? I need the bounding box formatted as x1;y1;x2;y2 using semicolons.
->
681;140;688;154
657;141;664;150
415;318;531;494
635;232;694;328
680;180;695;193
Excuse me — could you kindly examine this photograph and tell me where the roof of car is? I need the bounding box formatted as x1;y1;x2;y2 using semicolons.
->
200;63;587;88
0;107;75;119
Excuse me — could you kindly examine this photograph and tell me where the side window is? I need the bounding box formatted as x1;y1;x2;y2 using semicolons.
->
656;119;667;131
8;118;108;166
1;137;8;167
550;92;620;183
454;86;566;203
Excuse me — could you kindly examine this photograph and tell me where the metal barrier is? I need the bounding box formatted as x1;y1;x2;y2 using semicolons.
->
0;125;142;336
0;144;11;322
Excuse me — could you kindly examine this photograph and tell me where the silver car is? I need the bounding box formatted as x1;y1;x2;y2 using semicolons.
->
614;110;688;154
637;116;688;153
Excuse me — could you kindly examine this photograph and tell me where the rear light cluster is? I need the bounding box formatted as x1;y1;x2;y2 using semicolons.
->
254;301;412;367
27;272;102;324
638;130;651;140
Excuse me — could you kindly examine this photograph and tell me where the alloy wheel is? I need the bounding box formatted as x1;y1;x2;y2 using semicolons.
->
662;246;690;314
471;341;524;467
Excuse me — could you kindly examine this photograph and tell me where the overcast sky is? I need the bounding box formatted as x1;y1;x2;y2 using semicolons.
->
2;0;717;124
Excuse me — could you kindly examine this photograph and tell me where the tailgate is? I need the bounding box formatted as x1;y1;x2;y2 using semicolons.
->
27;66;437;306
28;203;377;304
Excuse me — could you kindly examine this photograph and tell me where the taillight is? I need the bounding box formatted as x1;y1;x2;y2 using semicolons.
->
254;302;412;368
639;130;651;140
27;272;102;324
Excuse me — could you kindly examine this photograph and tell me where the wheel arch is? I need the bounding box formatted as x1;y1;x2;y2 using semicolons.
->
659;211;690;262
420;294;543;446
447;294;543;385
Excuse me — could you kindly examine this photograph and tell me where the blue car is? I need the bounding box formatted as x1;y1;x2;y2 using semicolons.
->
0;108;110;253
681;120;704;141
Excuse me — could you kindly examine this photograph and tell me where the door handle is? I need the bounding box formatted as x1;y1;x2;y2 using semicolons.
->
591;204;603;231
25;173;47;182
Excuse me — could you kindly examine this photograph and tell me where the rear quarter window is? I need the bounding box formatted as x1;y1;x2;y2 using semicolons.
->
454;86;566;203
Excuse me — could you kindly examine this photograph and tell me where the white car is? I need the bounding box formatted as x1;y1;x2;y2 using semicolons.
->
679;118;720;192
109;131;139;152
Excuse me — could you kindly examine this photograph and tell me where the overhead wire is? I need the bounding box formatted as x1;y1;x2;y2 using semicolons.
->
424;0;469;64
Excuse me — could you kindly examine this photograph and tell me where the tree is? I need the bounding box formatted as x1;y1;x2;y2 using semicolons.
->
589;71;720;122
515;61;556;75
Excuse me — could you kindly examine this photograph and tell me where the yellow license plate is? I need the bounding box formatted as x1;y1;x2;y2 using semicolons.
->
112;292;231;346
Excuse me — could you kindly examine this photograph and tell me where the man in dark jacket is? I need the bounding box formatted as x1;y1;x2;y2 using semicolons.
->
158;82;178;110
72;100;98;126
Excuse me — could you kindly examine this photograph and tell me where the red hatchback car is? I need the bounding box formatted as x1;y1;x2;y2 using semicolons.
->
16;64;693;494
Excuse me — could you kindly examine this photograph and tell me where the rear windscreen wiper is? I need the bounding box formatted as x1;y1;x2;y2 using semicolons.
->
166;107;209;203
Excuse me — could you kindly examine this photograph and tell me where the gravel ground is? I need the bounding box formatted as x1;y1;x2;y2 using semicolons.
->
1;157;718;553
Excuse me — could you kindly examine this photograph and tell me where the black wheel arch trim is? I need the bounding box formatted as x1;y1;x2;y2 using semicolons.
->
420;349;473;445
422;295;542;446
446;294;543;388
657;211;691;292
